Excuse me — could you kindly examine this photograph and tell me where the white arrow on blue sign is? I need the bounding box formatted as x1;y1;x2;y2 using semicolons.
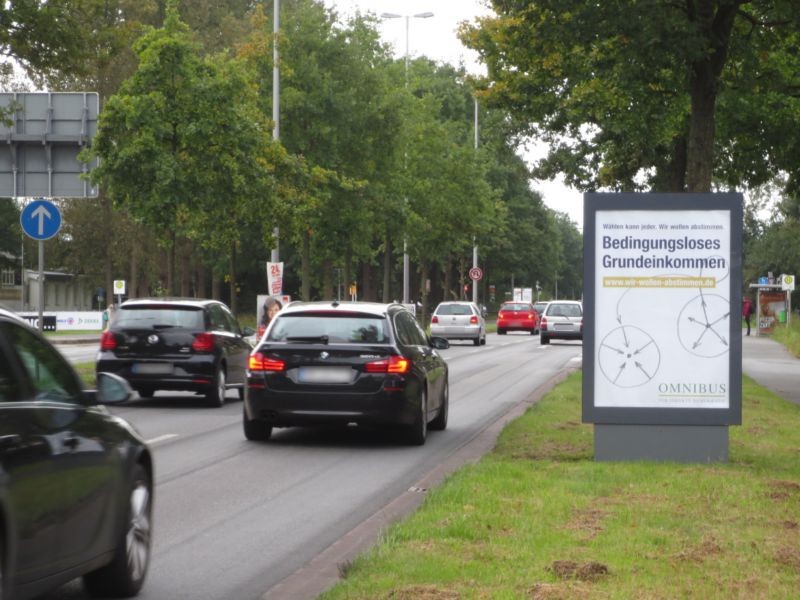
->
20;199;62;240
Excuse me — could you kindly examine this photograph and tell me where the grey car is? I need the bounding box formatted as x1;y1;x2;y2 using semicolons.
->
539;300;583;344
430;301;486;346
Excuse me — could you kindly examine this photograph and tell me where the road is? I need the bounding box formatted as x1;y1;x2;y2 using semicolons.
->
49;333;582;600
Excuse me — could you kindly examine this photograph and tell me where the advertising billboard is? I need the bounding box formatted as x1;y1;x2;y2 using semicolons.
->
583;193;742;426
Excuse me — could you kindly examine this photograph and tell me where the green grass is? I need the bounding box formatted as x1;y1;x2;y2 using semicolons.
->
771;317;800;358
44;329;101;337
74;361;96;387
321;373;800;600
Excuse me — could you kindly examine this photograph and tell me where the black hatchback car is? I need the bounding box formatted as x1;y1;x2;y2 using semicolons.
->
243;301;450;445
0;307;153;599
97;298;254;407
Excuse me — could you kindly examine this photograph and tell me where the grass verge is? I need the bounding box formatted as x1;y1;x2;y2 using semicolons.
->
321;373;800;599
74;361;96;387
771;317;800;358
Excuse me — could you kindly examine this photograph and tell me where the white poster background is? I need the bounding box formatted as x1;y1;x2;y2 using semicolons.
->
594;210;731;408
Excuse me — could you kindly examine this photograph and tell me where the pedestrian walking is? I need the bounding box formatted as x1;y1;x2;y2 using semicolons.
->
103;303;116;331
742;295;754;336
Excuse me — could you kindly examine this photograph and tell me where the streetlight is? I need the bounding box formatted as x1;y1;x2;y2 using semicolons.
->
381;11;434;304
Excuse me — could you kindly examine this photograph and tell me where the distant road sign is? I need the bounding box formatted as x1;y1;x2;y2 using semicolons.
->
469;267;483;281
20;199;61;240
113;280;126;296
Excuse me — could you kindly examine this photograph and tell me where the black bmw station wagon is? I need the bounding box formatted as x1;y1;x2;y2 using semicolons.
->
243;302;450;445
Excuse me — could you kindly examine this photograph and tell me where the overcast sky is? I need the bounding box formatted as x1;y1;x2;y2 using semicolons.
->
324;0;584;229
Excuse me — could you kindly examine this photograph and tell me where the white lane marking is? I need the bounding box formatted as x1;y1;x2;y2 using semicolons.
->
146;433;179;445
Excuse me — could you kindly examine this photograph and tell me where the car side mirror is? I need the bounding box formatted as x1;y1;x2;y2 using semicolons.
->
429;336;450;350
242;326;256;337
96;372;134;404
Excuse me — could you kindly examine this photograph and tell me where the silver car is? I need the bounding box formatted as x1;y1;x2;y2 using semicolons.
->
540;300;583;344
430;301;487;346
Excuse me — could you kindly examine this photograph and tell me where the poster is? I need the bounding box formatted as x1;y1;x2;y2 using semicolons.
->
757;290;786;335
256;294;291;338
594;210;731;409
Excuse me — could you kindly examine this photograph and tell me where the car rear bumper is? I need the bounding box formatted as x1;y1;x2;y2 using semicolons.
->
97;355;217;392
541;329;582;340
497;319;536;331
244;385;420;427
429;325;481;340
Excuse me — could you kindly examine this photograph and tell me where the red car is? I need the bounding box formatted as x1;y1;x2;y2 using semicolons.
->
496;301;539;335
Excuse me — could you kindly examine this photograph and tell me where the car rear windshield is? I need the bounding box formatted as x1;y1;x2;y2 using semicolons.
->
546;303;582;317
268;313;390;344
114;305;205;329
533;302;548;313
503;303;532;311
435;304;474;316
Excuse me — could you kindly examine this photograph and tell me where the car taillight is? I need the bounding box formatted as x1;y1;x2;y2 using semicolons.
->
248;352;285;372
365;355;410;374
527;313;535;320
192;332;216;352
431;315;439;324
470;316;478;324
580;319;584;331
100;330;117;350
540;317;548;331
498;311;505;319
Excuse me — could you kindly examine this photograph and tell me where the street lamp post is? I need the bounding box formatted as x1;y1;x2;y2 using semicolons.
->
381;11;434;304
271;0;280;267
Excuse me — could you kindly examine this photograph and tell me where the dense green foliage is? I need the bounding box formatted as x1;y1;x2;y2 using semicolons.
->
461;1;800;194
8;0;582;314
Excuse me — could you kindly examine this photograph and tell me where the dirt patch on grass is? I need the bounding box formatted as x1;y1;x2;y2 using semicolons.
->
529;582;590;599
549;560;609;582
674;537;723;563
511;440;590;461
769;480;800;493
782;520;799;530
774;546;800;572
563;508;608;539
385;585;460;599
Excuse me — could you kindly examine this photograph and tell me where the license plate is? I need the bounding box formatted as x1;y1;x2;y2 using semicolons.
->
298;366;353;384
554;324;574;331
132;363;173;375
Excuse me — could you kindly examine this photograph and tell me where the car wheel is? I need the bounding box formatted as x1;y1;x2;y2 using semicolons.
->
406;388;427;446
137;387;154;398
473;337;480;346
429;380;448;431
540;334;550;345
83;463;151;598
243;408;273;441
530;329;536;335
498;329;506;335
237;386;245;401
206;367;226;407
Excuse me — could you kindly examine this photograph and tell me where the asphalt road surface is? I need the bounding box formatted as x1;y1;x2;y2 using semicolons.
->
49;333;582;600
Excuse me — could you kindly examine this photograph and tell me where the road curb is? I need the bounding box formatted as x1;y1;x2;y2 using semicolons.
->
261;363;581;600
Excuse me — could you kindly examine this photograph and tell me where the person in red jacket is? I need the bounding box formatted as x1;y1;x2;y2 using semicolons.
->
742;295;754;336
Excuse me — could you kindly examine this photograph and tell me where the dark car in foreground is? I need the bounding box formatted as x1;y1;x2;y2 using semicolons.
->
243;301;450;445
97;298;254;407
496;301;539;335
539;300;583;344
0;308;153;600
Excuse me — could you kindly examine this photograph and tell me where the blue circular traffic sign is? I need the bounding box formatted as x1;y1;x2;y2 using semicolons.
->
20;199;62;240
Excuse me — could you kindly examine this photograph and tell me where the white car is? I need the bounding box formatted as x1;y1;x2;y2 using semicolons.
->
430;301;487;346
540;300;583;344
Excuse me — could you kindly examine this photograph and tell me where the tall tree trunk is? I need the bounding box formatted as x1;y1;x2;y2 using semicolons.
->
211;267;221;300
382;234;392;302
302;229;311;300
180;240;190;297
362;261;376;301
166;231;176;296
229;242;237;314
685;1;738;192
130;238;139;299
344;246;353;300
197;260;207;299
322;259;334;300
418;260;428;325
443;256;452;300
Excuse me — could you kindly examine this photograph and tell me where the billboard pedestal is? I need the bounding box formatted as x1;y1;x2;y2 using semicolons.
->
594;424;728;463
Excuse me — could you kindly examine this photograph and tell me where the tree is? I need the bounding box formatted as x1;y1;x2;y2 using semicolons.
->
461;1;800;193
87;0;280;311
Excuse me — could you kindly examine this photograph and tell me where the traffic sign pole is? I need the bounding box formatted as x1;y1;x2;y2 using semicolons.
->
38;241;44;332
472;242;478;304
